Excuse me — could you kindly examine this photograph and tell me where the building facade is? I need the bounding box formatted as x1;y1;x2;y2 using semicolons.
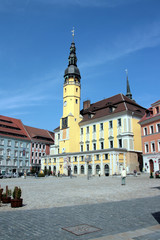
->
24;125;54;172
41;38;146;176
0;115;31;174
139;100;160;173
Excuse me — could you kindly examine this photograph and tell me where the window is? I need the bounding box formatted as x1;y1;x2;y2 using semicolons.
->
75;99;78;104
145;144;149;153
156;106;159;114
81;156;84;161
54;158;56;163
151;142;155;152
0;139;4;145
58;134;60;140
20;151;23;157
32;152;34;156
93;143;96;150
118;139;122;148
87;126;89;134
49;158;51;163
43;145;45;149
0;149;4;156
74;156;77;162
14;151;18;157
157;124;160;133
76;88;78;92
117;118;121;127
8;140;11;147
20;142;23;148
7;149;11;156
15;141;18;147
35;152;37;157
36;143;38;148
32;143;34;148
158;142;160;151
43;153;45;156
26;143;29;148
105;154;108;159
39;153;41;157
81;145;83;152
87;144;89;151
144;127;147;136
39;144;41;149
101;142;104;150
150;126;154;134
93;125;96;132
96;155;99;160
109;121;113;128
100;123;103;131
26;152;29;158
81;128;83;135
110;140;113;148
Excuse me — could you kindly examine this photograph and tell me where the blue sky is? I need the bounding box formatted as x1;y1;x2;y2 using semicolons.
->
0;0;160;131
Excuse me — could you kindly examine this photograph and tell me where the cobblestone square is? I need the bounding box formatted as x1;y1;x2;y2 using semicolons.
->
0;174;160;240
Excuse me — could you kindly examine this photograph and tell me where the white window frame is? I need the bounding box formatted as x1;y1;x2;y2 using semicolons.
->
0;139;4;145
150;125;154;134
145;143;149;153
143;127;148;136
151;141;155;152
156;123;160;133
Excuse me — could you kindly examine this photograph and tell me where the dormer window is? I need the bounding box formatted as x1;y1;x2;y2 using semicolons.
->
156;106;159;114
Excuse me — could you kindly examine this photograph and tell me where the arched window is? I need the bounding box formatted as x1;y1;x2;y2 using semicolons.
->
104;164;109;176
81;165;84;174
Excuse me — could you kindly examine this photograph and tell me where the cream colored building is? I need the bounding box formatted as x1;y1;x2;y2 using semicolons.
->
41;39;146;176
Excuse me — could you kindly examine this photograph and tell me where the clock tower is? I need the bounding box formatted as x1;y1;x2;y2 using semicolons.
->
59;30;82;154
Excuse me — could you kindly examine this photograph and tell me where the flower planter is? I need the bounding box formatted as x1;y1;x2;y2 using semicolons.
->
11;198;23;208
2;197;11;203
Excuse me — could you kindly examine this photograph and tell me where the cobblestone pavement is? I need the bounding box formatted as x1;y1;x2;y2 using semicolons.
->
0;174;160;239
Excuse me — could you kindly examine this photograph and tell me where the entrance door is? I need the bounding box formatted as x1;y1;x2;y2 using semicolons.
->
104;164;109;176
149;159;154;172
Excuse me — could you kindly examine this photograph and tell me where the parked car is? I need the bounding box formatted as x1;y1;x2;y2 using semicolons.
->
18;172;24;177
0;173;3;179
4;173;13;178
155;170;160;178
27;172;34;176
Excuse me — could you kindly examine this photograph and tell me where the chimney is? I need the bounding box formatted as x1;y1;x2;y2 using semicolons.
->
83;100;90;110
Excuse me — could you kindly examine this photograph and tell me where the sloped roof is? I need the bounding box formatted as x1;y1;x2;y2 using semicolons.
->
0;115;31;141
24;125;54;144
80;94;146;123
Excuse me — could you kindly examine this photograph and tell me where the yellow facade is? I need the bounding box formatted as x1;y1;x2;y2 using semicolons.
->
42;40;145;176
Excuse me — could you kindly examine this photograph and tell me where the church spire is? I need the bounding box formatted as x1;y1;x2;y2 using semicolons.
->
64;28;81;82
125;69;132;100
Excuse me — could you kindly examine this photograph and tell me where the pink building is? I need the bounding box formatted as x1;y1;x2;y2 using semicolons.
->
139;100;160;173
24;126;54;172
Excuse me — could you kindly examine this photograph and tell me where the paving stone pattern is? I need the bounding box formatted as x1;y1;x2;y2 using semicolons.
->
0;174;160;240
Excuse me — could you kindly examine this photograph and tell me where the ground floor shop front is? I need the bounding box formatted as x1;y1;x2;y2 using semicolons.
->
42;150;141;176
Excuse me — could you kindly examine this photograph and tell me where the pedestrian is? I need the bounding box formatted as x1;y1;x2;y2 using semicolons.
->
121;168;126;185
58;170;60;177
98;170;101;177
24;171;26;179
133;169;137;177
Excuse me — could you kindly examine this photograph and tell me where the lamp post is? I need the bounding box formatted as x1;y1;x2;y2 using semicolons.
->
85;155;91;180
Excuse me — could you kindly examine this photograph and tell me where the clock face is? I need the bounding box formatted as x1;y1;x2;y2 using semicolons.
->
62;117;68;129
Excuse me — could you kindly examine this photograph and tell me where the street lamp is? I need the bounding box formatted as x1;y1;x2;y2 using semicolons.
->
85;155;91;180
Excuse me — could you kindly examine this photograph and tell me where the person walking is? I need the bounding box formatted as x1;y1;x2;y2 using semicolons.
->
98;170;101;177
121;168;126;185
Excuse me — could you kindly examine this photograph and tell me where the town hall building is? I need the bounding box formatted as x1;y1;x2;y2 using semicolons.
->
41;35;146;176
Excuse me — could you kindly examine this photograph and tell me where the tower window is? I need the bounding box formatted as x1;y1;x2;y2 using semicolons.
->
76;99;78;104
76;88;78;92
65;88;66;93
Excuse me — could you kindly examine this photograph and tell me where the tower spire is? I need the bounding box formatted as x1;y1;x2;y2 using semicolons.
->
125;69;132;100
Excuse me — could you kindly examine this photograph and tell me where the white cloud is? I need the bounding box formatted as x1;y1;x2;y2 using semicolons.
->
80;21;160;69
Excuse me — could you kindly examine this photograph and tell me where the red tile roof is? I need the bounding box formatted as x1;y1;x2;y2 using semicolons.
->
0;115;31;141
24;125;54;144
80;94;146;123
